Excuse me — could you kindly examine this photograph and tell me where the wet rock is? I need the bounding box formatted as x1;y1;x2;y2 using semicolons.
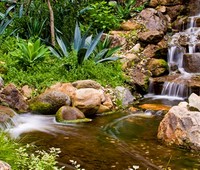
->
147;58;168;77
56;106;85;122
149;0;184;7
0;105;16;124
72;80;102;89
139;104;171;111
73;88;110;116
139;8;168;32
183;53;200;73
0;83;28;112
0;160;11;170
157;99;200;151
138;30;164;44
114;86;135;107
29;91;71;114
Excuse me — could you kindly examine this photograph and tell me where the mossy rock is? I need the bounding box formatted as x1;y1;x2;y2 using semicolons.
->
55;106;85;122
56;118;92;124
29;101;54;114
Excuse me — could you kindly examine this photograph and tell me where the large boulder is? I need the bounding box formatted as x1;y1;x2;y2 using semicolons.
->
72;88;113;116
147;58;168;77
139;8;168;32
29;91;71;114
56;106;85;122
0;84;28;112
158;94;200;151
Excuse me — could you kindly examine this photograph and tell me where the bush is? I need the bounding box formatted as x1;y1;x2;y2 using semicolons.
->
0;132;63;170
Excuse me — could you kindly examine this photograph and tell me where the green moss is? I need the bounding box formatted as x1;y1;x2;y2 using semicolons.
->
56;118;92;124
29;101;53;114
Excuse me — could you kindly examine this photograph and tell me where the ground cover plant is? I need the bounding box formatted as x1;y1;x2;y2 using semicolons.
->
0;132;63;170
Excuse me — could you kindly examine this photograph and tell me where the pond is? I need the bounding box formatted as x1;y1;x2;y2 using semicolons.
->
9;98;200;170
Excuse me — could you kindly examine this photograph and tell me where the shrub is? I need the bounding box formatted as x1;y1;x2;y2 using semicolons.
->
0;132;63;170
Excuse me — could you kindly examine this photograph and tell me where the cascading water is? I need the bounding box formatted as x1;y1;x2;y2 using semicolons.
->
147;10;200;100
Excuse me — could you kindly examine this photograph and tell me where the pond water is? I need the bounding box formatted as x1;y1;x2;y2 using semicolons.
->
11;98;200;170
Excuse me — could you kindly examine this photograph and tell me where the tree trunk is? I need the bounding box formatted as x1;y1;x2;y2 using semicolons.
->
47;0;55;46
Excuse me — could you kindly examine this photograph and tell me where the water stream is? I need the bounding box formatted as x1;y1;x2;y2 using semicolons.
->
2;106;199;170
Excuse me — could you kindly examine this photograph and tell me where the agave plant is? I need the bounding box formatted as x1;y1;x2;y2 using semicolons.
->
49;22;103;65
0;4;15;35
49;22;120;65
18;38;50;68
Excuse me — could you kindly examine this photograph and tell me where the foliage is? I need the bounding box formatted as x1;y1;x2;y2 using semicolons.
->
16;38;50;69
80;1;121;32
94;34;121;63
0;132;62;170
0;4;15;35
1;50;124;91
114;0;148;20
50;23;120;65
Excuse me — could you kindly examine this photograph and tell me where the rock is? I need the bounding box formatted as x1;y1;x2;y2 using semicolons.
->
0;161;11;170
149;0;184;7
147;58;168;77
106;31;127;48
139;8;168;32
143;38;168;59
114;86;135;107
72;80;102;89
56;106;85;122
156;6;166;13
120;20;141;31
129;68;150;93
157;103;200;151
183;53;200;73
166;5;185;21
138;30;164;44
72;88;105;116
97;94;113;113
188;93;200;111
0;105;16;124
0;77;4;89
21;85;32;99
47;82;76;99
29;91;71;114
132;43;141;53
0;83;28;112
139;104;171;111
121;53;140;70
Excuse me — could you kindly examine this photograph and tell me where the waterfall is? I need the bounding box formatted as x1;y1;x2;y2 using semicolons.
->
146;7;200;99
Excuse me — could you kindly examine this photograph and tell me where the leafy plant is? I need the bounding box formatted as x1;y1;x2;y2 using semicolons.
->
49;22;103;65
0;132;63;170
0;4;15;35
17;38;50;68
80;1;121;31
115;0;137;20
94;34;121;63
